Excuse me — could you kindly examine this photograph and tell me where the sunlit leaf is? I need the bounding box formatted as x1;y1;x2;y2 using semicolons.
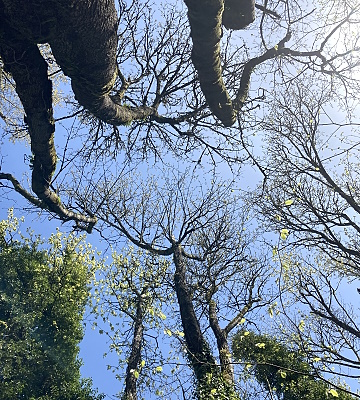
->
279;370;286;379
298;320;305;332
280;229;289;240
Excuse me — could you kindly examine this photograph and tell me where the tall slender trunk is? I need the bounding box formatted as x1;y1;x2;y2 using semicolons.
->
173;243;217;384
122;299;144;400
208;300;235;384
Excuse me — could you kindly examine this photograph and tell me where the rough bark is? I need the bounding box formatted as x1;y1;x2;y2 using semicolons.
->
0;13;97;230
183;0;256;127
222;0;255;30
172;243;217;385
183;0;236;127
122;300;144;400
1;0;155;126
208;300;234;384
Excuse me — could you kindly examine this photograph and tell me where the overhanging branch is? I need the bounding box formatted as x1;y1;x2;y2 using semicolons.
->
0;172;97;232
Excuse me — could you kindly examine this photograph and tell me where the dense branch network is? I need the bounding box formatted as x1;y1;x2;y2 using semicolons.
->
0;0;358;231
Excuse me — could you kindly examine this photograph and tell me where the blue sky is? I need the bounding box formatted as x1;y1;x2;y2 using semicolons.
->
1;1;360;398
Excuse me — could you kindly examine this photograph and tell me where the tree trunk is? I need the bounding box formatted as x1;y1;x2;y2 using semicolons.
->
183;0;236;127
1;0;155;126
173;244;217;386
222;0;255;30
122;300;144;400
208;299;235;385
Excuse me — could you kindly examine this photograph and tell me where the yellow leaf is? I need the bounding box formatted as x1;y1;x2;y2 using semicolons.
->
239;318;246;325
329;389;339;397
298;320;305;332
284;199;294;206
280;229;289;240
255;343;266;349
279;370;287;379
274;44;279;50
155;366;163;372
244;331;250;336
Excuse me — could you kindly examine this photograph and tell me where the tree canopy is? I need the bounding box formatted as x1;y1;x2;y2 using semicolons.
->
232;329;356;400
0;210;102;399
0;0;360;399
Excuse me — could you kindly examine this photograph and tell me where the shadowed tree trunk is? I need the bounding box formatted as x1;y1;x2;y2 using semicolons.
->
0;0;155;125
183;0;236;127
0;15;97;229
183;0;255;127
122;299;144;400
223;0;255;29
1;0;256;129
172;241;240;398
0;0;152;231
173;243;216;381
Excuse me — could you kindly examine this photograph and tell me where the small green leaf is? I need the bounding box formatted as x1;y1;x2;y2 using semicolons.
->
134;370;139;379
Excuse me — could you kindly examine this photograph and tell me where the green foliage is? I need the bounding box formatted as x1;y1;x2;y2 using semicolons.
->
0;210;103;399
90;246;171;397
232;330;355;400
196;371;240;400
